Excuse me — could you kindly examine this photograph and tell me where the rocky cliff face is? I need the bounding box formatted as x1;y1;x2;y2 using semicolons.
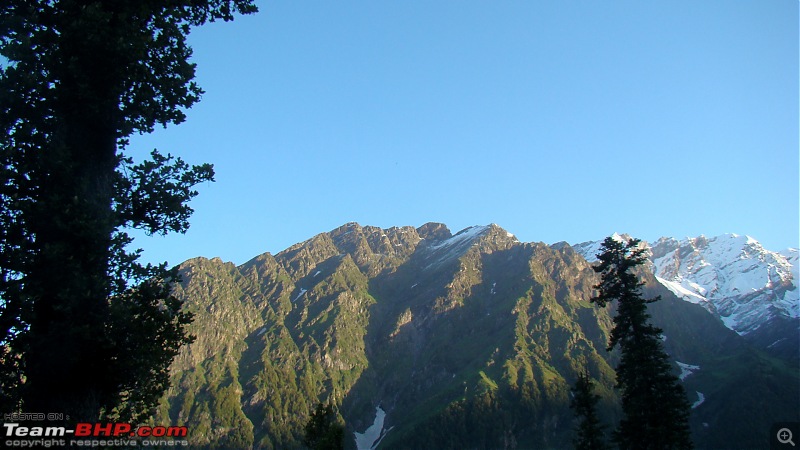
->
157;224;799;449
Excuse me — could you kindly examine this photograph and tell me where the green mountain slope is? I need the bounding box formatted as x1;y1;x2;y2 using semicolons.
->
156;223;799;449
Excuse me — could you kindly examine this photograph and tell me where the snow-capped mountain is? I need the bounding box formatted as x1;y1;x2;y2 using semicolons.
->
574;234;799;336
649;234;798;335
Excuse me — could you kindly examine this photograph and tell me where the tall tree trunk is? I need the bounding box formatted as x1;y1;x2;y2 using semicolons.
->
23;20;121;419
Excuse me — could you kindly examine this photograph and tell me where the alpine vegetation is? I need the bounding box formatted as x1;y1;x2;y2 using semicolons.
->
155;223;798;449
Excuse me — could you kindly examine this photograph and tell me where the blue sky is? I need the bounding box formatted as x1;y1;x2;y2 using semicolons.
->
129;0;799;266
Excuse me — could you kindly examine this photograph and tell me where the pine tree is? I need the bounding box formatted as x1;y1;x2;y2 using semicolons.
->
591;236;692;450
0;0;257;421
570;371;608;450
304;403;345;450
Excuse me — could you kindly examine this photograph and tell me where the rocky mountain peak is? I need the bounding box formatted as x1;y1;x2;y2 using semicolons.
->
575;233;799;338
571;232;634;262
416;222;452;241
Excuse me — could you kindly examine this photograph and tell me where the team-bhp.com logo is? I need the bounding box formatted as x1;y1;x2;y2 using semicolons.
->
4;422;189;447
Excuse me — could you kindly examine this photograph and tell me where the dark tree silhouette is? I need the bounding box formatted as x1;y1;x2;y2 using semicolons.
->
570;371;608;450
0;0;257;422
591;236;692;450
304;403;345;450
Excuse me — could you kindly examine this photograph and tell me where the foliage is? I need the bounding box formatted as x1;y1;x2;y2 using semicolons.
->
155;251;374;449
389;391;513;450
591;237;692;449
304;403;344;450
570;371;608;450
0;0;256;420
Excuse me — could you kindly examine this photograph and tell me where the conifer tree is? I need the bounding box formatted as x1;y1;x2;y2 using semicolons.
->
304;403;345;450
591;236;692;450
570;371;608;450
0;0;257;421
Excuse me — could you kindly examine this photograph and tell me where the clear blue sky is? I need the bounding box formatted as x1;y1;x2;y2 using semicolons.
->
129;0;799;266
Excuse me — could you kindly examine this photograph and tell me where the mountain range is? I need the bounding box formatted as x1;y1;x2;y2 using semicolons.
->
154;223;799;449
573;232;799;361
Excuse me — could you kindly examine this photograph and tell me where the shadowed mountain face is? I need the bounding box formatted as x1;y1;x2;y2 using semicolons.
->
156;223;799;450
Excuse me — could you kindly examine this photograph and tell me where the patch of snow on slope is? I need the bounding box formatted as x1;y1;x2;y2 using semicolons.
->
676;361;700;381
768;338;788;348
572;233;632;262
424;225;490;268
656;277;707;305
720;313;741;330
431;225;489;251
572;240;604;263
692;392;705;409
355;407;387;450
780;248;798;268
293;288;307;302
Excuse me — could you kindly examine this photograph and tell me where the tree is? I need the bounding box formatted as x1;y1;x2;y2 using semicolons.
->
570;371;608;450
0;0;257;421
304;403;345;450
591;236;692;450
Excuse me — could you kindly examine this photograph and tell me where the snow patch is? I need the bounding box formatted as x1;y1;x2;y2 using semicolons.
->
354;407;389;450
692;391;705;409
676;361;700;381
430;225;489;251
656;277;707;305
572;233;630;262
768;338;788;349
424;225;490;268
573;240;604;262
780;248;798;267
293;288;308;302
